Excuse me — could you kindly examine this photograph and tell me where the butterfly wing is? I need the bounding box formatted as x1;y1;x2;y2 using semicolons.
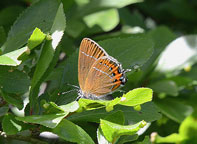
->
83;56;126;97
78;38;108;90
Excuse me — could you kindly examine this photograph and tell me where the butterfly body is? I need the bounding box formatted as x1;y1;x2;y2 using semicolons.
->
78;38;127;99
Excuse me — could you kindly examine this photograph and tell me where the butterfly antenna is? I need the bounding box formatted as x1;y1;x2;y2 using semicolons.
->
61;89;78;95
124;69;132;73
67;83;79;89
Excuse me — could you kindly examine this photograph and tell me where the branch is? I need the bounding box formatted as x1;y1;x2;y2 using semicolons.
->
0;131;48;144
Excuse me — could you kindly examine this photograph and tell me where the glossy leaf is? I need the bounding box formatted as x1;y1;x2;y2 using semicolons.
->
100;119;146;142
53;119;95;144
27;27;46;50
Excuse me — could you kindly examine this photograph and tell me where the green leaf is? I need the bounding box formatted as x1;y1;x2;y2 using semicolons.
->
3;114;22;135
97;127;111;144
78;88;153;112
77;0;143;17
0;106;9;117
98;35;154;68
0;66;30;93
97;111;125;144
30;2;66;111
31;2;65;89
119;8;145;29
1;92;23;110
0;47;28;66
83;9;119;32
16;112;68;128
152;133;183;143
53;119;95;144
1;0;61;53
0;26;6;47
2;114;31;135
149;80;178;96
0;6;24;28
104;111;125;125
65;19;86;38
137;136;151;144
179;113;197;141
119;88;153;106
68;102;161;125
27;27;46;50
58;101;79;112
45;101;79;114
155;98;193;123
100;119;146;142
117;135;138;144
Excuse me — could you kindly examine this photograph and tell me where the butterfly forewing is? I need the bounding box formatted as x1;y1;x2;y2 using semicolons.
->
78;38;108;90
83;56;124;97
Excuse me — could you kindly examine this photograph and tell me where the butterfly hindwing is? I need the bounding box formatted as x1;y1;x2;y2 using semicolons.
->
83;56;125;97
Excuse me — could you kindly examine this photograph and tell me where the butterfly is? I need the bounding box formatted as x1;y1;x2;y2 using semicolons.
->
78;38;129;99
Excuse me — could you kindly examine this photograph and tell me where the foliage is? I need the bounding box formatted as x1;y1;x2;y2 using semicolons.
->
0;0;197;144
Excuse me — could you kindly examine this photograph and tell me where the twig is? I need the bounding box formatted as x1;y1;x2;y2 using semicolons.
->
0;131;48;144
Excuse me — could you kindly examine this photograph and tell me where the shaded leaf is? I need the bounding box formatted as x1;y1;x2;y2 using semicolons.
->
53;119;95;144
0;67;30;93
155;98;193;123
0;106;9;117
149;80;178;96
3;114;31;135
117;135;138;144
1;92;23;110
68;102;161;124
